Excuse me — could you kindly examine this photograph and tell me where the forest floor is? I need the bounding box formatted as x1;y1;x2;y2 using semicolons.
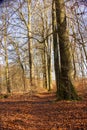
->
0;82;87;130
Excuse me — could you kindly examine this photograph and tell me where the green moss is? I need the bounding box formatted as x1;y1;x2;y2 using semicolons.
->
56;80;80;101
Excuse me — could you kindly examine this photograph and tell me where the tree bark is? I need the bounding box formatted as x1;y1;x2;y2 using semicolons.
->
4;12;11;93
52;0;61;95
28;0;32;86
54;0;79;100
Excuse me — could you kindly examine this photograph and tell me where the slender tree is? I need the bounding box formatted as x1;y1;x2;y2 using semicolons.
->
3;6;11;93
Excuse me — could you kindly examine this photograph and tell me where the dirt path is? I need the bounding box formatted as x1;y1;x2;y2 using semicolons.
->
0;88;87;130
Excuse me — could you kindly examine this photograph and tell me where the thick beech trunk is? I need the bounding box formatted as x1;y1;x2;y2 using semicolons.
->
53;0;79;100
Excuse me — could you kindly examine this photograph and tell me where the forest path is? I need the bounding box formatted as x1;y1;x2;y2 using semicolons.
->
0;86;87;130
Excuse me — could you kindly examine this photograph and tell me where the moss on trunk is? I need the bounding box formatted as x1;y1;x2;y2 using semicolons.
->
57;79;79;100
54;0;79;100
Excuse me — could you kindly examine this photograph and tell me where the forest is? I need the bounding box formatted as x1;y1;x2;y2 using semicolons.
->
0;0;87;129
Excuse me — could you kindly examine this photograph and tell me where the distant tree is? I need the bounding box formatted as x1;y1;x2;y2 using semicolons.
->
3;6;11;93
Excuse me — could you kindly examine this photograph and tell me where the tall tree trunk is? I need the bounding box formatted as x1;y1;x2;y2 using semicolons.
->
47;37;51;91
43;42;48;88
52;0;61;95
42;0;48;89
28;0;32;86
54;0;79;100
4;11;11;93
4;38;10;93
16;45;26;91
